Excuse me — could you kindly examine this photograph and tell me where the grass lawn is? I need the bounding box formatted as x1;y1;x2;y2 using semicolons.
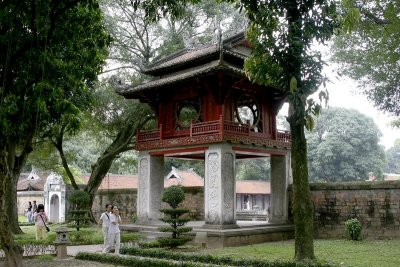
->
15;225;140;246
204;239;400;267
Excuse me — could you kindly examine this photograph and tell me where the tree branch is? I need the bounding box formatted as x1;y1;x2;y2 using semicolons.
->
53;123;80;190
361;9;391;25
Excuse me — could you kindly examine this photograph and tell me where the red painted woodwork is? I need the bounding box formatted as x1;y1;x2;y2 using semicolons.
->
136;116;290;151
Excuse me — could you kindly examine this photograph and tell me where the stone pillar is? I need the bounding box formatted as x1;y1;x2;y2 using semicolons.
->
204;144;237;228
270;154;289;223
136;152;164;224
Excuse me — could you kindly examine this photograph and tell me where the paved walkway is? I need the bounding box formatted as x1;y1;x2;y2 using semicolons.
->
67;244;103;256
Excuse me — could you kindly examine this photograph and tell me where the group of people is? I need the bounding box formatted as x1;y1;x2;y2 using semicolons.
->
98;204;122;255
26;200;37;223
27;201;49;240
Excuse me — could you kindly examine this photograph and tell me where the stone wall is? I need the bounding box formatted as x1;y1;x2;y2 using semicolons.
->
17;191;45;215
92;187;204;223
289;181;400;239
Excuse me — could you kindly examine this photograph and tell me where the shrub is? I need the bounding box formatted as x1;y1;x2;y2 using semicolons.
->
68;190;92;231
119;247;338;267
158;185;192;248
75;252;203;267
345;218;363;241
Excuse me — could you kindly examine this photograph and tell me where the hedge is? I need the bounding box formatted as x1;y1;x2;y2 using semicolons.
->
119;247;339;267
75;252;205;267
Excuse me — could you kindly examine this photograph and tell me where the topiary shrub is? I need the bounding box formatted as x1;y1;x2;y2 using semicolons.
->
68;190;92;231
345;218;363;241
158;185;192;248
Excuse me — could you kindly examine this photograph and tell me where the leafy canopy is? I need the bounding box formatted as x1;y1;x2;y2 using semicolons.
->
307;107;386;182
0;1;111;145
333;0;400;117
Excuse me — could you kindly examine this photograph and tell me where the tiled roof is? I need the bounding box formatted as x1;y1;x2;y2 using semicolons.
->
117;32;250;98
143;32;246;75
144;45;219;74
165;168;204;187
118;60;244;95
236;180;271;194
81;174;138;190
17;172;47;191
19;170;270;195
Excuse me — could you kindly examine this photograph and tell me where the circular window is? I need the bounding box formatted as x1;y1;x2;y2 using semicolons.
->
237;105;255;125
235;94;262;132
175;98;202;130
178;105;198;127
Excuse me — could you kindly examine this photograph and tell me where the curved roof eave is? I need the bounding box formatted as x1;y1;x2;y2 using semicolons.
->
120;60;245;97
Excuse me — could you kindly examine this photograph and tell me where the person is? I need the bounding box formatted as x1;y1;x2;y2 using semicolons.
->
34;204;48;240
98;204;112;248
26;201;32;223
31;200;37;222
102;205;122;255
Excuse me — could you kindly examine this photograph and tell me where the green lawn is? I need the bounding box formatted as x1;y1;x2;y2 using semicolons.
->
15;225;140;246
204;239;400;267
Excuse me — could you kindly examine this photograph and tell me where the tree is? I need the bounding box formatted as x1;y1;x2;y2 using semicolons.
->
236;158;271;181
133;0;338;260
0;1;110;265
43;0;247;221
385;139;400;174
307;107;386;182
332;0;400;118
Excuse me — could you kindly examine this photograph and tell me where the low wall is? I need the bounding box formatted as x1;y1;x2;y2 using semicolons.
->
289;181;400;239
92;187;204;223
17;191;44;215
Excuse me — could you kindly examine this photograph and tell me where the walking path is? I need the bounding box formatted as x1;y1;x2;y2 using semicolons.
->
67;244;103;256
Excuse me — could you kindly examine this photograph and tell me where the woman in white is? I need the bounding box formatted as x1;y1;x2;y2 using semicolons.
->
102;205;122;255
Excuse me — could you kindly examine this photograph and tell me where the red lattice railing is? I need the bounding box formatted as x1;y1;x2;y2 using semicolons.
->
192;120;220;136
224;120;250;136
277;130;291;143
137;116;291;144
137;129;160;142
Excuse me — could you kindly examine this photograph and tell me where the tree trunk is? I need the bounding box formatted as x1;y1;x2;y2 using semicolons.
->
289;105;315;260
6;173;23;234
84;115;152;212
0;171;24;267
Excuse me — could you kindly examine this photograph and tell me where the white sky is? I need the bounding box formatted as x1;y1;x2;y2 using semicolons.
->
323;72;400;150
279;65;400;150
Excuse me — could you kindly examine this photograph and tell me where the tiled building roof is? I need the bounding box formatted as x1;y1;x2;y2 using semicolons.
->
17;172;47;191
19;169;270;195
236;180;271;194
165;167;204;187
81;174;138;190
117;32;251;99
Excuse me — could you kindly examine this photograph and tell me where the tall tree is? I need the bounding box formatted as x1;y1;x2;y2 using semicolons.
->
133;0;338;260
385;139;400;174
307;107;386;182
46;0;248;217
0;1;110;266
332;0;400;118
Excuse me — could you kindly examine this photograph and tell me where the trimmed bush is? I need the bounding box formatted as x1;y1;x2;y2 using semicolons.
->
68;190;92;231
75;252;203;267
159;185;192;248
119;247;339;267
345;218;363;241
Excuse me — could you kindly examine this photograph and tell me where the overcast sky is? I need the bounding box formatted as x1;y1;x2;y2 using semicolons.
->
278;62;399;150
324;74;399;150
